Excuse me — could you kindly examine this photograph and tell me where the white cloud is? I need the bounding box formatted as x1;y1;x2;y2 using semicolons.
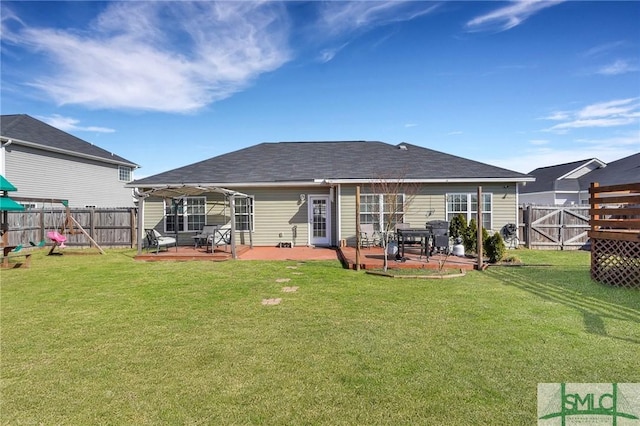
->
317;42;350;63
577;98;638;118
3;1;437;108
316;1;439;37
596;59;639;75
541;111;571;121
309;1;439;62
466;0;565;33
38;114;115;133
447;130;462;135
576;131;640;147
529;139;549;145
6;2;291;113
582;40;627;58
543;98;640;133
404;123;418;128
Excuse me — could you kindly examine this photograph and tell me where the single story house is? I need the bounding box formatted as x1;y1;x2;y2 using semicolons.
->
129;141;534;248
520;153;640;206
0;114;139;208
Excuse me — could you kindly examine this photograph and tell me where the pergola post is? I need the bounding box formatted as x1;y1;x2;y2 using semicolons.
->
229;194;237;259
135;192;147;255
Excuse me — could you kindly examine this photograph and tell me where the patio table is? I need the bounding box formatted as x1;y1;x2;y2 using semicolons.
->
395;228;431;261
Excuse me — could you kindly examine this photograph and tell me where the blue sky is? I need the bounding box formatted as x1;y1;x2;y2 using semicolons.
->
1;1;639;178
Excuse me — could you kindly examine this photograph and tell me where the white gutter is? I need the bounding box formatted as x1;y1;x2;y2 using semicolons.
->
127;181;329;189
129;177;536;190
320;177;536;184
2;136;139;168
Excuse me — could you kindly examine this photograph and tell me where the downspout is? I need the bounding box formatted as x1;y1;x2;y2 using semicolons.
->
329;185;334;246
515;183;520;233
336;184;342;244
0;139;12;176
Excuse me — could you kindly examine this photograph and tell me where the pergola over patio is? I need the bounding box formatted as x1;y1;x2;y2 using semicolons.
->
134;185;252;259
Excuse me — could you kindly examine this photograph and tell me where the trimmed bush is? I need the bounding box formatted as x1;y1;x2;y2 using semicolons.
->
449;214;467;240
485;233;506;263
464;218;477;253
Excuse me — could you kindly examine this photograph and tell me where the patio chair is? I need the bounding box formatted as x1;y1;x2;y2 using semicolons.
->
193;225;218;248
208;226;232;252
359;223;378;248
145;229;177;254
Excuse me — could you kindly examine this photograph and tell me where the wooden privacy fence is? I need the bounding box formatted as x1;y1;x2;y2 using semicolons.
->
519;205;590;250
5;207;137;248
589;182;640;288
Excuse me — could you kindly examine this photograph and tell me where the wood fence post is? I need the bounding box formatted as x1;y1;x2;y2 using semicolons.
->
131;208;136;248
90;207;96;245
590;182;600;233
526;204;532;249
39;208;45;244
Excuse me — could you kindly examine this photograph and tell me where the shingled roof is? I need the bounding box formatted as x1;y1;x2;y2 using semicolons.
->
581;152;640;188
522;154;640;194
1;114;138;167
521;159;597;194
131;141;532;186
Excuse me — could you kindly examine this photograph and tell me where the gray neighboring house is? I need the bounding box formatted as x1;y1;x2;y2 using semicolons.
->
519;153;640;206
0;114;139;208
129;141;534;247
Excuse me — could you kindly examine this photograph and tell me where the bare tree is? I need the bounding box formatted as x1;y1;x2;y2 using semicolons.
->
362;171;420;271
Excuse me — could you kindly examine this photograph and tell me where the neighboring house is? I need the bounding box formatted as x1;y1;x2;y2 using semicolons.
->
129;141;534;247
520;153;640;206
0;114;139;207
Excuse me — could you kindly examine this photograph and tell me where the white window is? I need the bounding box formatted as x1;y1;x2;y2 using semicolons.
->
118;166;133;182
359;193;405;232
446;193;492;230
165;197;206;232
234;196;254;231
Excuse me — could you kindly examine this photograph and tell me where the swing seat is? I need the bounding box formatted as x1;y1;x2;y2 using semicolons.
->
47;231;67;247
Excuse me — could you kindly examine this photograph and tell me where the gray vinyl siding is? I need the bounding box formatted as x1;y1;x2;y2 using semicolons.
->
519;191;557;206
5;145;135;207
340;182;519;246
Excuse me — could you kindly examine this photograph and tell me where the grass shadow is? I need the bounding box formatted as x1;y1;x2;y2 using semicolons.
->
488;267;640;345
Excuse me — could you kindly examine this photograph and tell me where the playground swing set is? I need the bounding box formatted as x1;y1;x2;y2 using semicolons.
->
1;195;105;268
17;197;104;255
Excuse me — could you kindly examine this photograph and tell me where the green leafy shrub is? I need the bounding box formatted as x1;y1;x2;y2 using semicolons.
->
485;233;506;263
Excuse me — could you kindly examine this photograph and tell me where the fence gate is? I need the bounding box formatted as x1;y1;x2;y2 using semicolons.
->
525;206;589;250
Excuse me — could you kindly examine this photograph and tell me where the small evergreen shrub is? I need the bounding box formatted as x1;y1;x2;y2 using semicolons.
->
485;233;506;263
449;214;467;240
464;218;477;253
463;218;490;255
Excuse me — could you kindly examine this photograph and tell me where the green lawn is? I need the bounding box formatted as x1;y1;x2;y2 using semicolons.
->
1;249;638;425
